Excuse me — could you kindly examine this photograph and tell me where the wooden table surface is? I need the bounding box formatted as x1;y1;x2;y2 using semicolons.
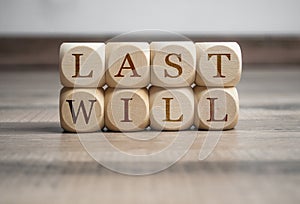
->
0;65;299;204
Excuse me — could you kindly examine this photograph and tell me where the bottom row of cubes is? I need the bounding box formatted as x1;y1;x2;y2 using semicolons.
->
59;86;239;132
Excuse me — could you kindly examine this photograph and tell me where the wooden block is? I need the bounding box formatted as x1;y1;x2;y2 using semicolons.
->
149;86;194;130
59;87;104;132
60;43;105;87
150;41;196;87
105;88;149;131
194;86;239;130
106;42;150;88
195;42;242;87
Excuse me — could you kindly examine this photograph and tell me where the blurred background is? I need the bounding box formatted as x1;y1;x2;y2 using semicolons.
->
0;0;300;65
1;0;300;36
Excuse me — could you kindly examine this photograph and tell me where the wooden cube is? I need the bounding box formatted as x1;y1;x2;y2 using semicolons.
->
150;41;196;87
149;86;194;130
59;87;104;132
106;42;150;88
105;88;149;131
194;86;239;130
195;42;242;87
60;43;105;87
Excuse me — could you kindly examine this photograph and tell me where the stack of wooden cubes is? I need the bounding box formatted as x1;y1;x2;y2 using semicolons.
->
59;41;242;132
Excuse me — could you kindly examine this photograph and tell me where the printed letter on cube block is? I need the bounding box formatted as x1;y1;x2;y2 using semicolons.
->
151;41;196;87
194;86;239;130
195;42;242;87
60;88;104;132
60;43;105;87
105;88;149;131
149;86;194;130
106;42;150;88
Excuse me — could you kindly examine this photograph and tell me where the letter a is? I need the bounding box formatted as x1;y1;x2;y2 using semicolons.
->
114;53;141;77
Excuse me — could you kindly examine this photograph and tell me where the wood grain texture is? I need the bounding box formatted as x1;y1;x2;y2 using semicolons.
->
149;86;194;130
60;87;104;132
195;42;242;87
60;43;105;87
194;87;239;130
0;65;300;204
105;42;150;88
1;36;300;66
105;88;149;131
150;41;196;87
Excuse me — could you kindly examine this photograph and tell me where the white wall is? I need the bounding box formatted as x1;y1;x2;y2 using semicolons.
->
0;0;299;36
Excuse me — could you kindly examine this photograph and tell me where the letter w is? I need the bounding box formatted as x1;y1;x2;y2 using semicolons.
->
66;100;97;124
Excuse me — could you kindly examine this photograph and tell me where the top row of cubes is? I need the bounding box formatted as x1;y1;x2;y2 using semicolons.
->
60;42;242;88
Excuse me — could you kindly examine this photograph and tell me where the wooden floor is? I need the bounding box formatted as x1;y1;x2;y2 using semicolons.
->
0;65;300;204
